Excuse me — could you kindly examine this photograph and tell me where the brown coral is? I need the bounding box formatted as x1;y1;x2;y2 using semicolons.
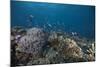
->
61;38;83;61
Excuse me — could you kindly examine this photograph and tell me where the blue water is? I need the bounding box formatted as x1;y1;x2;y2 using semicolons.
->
11;1;95;39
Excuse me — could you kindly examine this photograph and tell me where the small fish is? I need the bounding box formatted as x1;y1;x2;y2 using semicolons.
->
29;15;34;18
28;15;34;22
28;15;35;28
48;24;52;27
71;32;77;36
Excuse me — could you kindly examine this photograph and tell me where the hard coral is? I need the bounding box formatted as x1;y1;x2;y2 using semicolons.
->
17;28;47;58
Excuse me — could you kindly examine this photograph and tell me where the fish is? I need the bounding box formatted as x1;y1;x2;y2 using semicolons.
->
71;32;77;36
48;24;52;27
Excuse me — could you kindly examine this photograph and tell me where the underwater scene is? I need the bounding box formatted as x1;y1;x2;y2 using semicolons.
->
11;1;95;66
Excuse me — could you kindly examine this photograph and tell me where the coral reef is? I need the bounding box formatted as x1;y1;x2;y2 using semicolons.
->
11;27;95;66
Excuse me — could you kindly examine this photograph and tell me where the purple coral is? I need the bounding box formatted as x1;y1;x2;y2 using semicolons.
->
17;28;46;56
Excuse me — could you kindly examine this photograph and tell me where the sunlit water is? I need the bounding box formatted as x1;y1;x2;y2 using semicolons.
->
11;1;95;39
